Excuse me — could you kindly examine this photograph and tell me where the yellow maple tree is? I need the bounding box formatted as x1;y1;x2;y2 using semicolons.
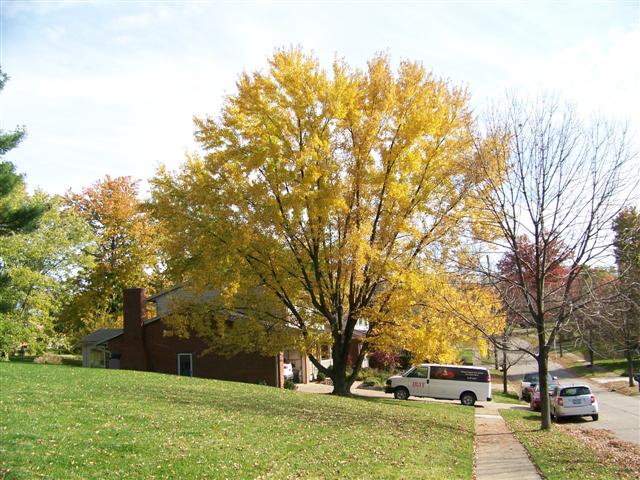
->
150;49;503;394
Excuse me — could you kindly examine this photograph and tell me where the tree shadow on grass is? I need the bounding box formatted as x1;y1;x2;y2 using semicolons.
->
135;380;475;436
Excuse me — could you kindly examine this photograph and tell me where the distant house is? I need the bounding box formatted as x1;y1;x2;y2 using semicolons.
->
79;287;367;387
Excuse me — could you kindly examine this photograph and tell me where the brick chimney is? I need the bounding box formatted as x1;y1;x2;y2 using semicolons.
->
120;288;148;371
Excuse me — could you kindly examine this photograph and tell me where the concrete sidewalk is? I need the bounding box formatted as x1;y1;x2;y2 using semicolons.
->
475;406;541;480
297;382;542;478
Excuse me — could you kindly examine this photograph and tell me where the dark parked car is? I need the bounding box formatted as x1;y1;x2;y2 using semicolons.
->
520;372;558;402
529;382;561;411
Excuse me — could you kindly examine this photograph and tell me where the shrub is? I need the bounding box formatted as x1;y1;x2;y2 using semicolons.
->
368;350;399;370
316;372;326;382
284;379;297;390
363;376;385;387
33;353;63;365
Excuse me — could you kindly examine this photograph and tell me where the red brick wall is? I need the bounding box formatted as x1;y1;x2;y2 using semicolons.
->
108;319;281;387
120;288;148;371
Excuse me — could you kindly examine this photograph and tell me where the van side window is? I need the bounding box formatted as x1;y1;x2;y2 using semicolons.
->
408;367;429;378
431;366;457;380
431;366;489;382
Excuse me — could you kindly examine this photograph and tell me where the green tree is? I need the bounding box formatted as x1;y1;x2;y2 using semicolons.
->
0;67;50;357
0;195;94;358
613;207;640;386
150;49;503;395
0;67;46;235
0;67;25;155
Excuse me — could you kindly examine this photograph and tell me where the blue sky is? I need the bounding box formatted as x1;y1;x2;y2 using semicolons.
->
1;0;638;195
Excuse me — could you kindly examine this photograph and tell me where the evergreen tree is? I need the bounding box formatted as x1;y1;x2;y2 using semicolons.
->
0;67;46;235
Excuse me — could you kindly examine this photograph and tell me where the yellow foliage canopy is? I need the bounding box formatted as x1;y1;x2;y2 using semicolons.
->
150;49;503;377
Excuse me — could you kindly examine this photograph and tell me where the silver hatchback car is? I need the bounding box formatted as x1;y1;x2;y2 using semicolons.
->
550;384;599;421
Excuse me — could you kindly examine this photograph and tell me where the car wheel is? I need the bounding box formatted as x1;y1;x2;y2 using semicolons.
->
592;414;599;421
394;387;410;401
460;391;477;406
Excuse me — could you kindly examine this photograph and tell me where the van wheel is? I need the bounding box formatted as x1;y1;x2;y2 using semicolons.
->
394;387;410;400
460;392;477;406
592;414;599;421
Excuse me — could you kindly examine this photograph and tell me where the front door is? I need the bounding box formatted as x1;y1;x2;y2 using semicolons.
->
177;353;193;376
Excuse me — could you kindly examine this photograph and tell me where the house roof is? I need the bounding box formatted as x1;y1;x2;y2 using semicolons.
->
79;317;162;345
146;284;185;302
79;329;123;345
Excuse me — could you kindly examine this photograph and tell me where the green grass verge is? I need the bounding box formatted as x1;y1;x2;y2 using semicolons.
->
491;389;523;404
500;409;636;479
0;362;474;479
489;369;526;405
566;357;638;378
458;348;474;365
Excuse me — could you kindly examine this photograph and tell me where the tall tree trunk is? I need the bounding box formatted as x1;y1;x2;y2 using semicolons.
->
538;328;552;431
625;316;636;387
558;334;563;357
331;367;352;395
626;348;635;388
328;337;360;395
493;340;499;370
502;348;508;394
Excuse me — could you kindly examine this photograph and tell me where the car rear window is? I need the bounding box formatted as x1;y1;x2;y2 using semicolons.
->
560;386;591;397
431;366;489;382
524;373;538;382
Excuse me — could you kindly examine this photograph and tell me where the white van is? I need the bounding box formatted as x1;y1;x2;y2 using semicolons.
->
384;363;492;406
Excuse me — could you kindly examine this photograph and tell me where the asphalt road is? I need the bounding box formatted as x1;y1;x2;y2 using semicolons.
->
507;351;640;444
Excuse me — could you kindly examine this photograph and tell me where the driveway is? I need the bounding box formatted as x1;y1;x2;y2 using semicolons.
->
297;380;518;410
507;351;640;444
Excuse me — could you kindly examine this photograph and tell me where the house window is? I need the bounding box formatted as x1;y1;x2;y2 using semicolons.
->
177;353;193;377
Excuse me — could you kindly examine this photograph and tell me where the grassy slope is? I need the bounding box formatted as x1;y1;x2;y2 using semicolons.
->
563;358;638;378
501;410;636;480
0;363;474;479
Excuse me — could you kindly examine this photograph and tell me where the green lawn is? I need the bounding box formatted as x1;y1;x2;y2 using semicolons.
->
458;348;474;365
0;362;474;479
491;389;523;404
501;409;637;480
565;357;638;378
489;369;526;405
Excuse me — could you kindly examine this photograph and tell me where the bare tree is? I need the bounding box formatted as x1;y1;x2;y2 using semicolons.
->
469;94;637;430
493;324;527;395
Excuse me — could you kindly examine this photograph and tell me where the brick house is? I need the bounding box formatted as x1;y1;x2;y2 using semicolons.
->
79;287;368;387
